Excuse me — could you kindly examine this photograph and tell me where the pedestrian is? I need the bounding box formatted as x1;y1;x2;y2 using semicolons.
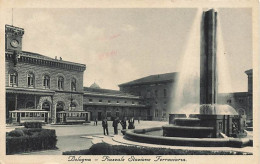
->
138;117;140;124
128;117;135;129
102;118;109;135
113;117;119;135
95;118;98;126
120;117;127;130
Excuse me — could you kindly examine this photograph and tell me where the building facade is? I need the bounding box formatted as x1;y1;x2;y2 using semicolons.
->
119;73;178;120
5;25;86;124
119;71;253;122
217;69;253;124
83;84;148;121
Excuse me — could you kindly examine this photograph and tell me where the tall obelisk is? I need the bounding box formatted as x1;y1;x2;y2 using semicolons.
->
200;9;218;105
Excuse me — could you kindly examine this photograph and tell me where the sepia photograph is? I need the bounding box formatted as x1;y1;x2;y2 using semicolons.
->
0;0;259;163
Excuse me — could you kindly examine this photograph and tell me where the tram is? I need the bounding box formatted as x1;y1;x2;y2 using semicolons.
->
56;111;90;124
9;109;90;124
9;109;50;124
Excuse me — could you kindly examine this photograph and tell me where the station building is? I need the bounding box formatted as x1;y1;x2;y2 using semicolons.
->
83;83;148;121
217;69;253;124
5;25;87;124
119;72;178;121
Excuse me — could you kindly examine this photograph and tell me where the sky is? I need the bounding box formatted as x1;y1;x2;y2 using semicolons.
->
4;8;252;92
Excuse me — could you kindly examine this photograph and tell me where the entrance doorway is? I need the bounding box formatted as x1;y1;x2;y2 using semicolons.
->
98;112;102;120
17;112;20;123
85;113;89;121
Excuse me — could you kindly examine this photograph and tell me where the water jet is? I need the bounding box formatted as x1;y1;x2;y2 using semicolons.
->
124;9;250;148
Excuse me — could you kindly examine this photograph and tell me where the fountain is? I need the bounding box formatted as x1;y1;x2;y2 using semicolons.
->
163;9;246;139
124;9;251;148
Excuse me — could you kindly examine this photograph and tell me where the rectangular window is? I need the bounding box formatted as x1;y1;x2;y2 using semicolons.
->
99;99;102;103
155;90;158;97
155;109;159;117
132;101;135;105
30;113;33;117
164;89;167;97
116;111;119;117
21;113;25;117
89;99;93;102
106;111;111;117
147;109;150;116
117;101;119;104
108;100;111;103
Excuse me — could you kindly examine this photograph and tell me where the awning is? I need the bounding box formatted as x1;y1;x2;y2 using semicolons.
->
6;87;55;96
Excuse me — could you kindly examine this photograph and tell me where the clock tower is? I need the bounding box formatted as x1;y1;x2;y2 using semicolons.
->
5;24;24;51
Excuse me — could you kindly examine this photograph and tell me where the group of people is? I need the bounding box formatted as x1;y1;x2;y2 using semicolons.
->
100;117;136;135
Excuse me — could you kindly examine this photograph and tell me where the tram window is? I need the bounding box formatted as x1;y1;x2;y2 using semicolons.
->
21;113;25;117
30;113;33;117
77;113;80;117
33;113;37;117
41;113;44;117
26;113;29;117
12;113;16;117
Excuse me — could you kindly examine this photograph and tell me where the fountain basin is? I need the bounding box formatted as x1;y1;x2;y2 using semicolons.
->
174;118;201;126
163;125;214;138
124;127;252;148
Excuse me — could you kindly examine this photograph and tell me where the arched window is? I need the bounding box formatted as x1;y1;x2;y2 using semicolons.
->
26;101;34;109
71;78;76;91
56;101;64;112
58;76;64;90
69;102;76;111
9;70;18;87
27;72;35;87
43;75;50;89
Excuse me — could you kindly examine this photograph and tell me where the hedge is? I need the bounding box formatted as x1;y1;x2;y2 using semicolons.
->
6;128;57;154
24;122;43;128
63;143;252;155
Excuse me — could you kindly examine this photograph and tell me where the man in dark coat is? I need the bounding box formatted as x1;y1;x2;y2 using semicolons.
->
128;117;135;129
120;117;127;130
95;118;98;126
102;118;109;135
112;117;119;135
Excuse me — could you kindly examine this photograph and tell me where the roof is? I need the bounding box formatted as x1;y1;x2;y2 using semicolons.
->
83;87;141;99
118;72;178;87
21;51;86;67
90;82;101;89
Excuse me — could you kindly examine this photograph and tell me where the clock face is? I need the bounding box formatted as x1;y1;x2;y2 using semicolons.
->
10;39;19;48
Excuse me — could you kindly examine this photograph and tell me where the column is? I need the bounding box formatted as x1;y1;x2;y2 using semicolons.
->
15;94;17;110
200;9;218;105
